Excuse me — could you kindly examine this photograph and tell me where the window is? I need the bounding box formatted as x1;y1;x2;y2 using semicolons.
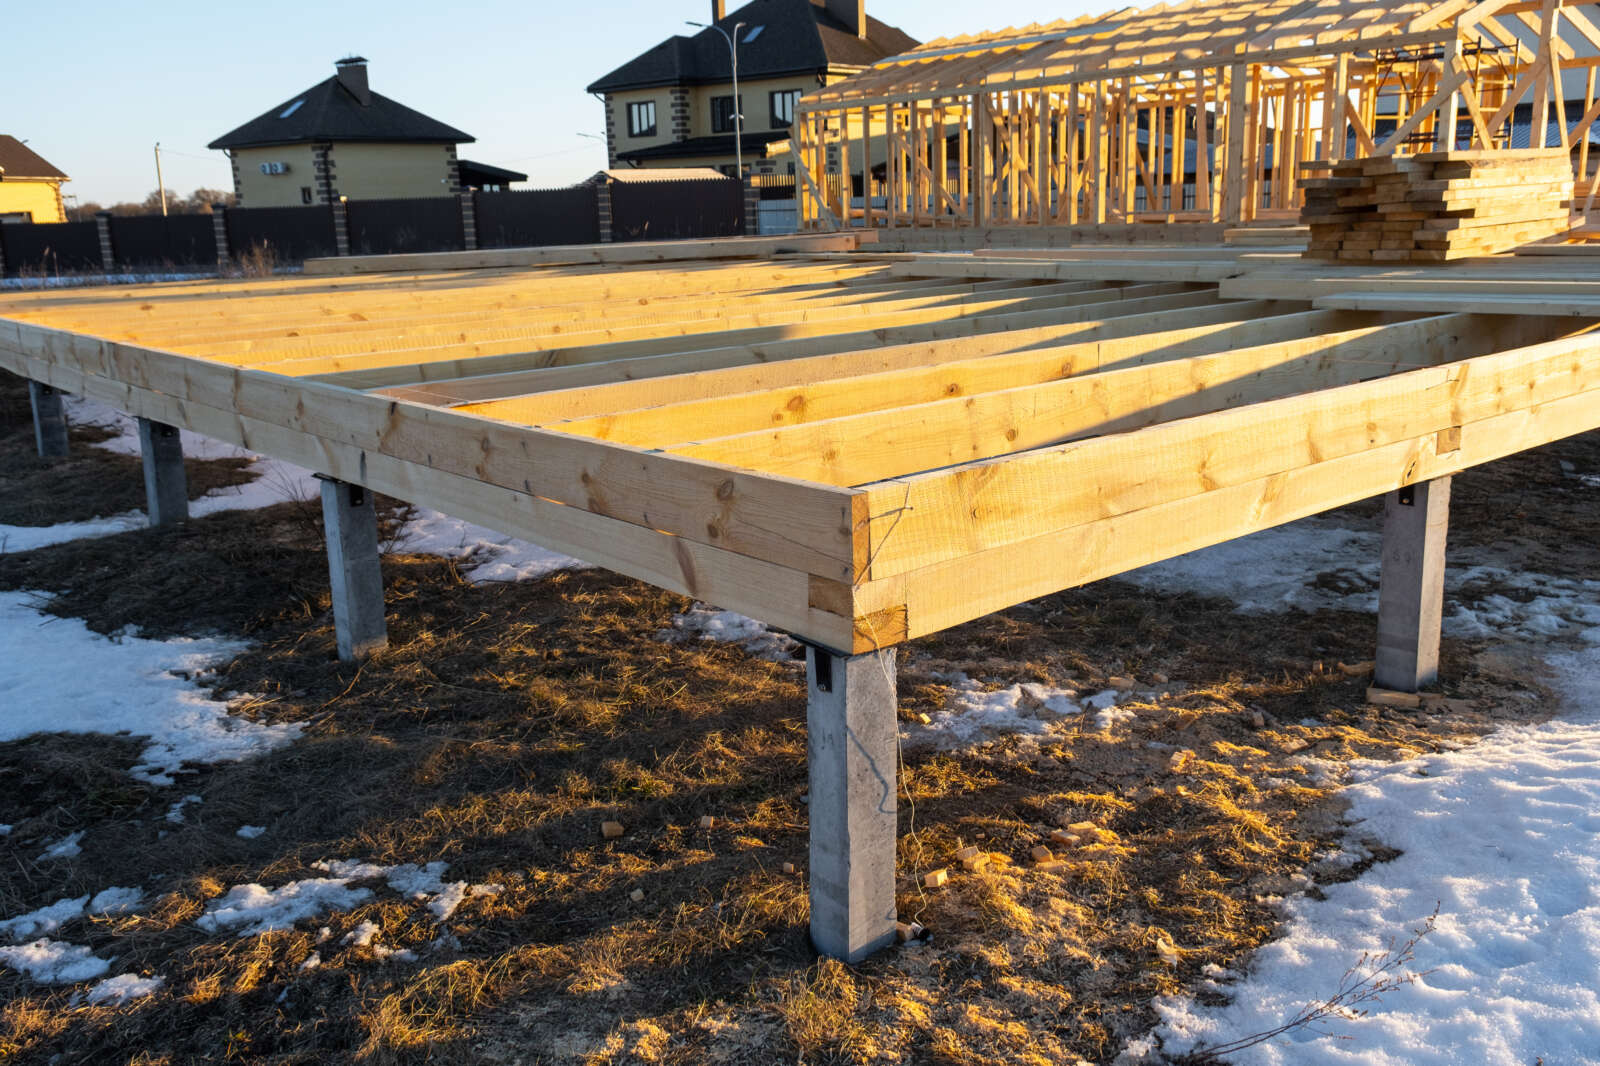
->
300;186;314;204
711;94;743;134
770;89;802;129
627;100;657;138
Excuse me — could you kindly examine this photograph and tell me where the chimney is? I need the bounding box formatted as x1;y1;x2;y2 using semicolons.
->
711;0;725;20
335;56;371;106
824;0;866;38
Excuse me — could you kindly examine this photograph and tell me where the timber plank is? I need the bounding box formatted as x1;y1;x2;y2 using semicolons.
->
858;328;1600;579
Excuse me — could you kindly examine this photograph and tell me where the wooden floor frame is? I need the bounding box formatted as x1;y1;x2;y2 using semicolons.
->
3;245;1598;659
8;237;1600;962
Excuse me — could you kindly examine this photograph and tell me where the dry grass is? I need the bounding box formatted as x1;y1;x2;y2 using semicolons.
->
0;376;256;529
0;368;1595;1064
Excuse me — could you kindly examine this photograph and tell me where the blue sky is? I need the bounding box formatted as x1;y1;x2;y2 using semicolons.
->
6;0;1107;207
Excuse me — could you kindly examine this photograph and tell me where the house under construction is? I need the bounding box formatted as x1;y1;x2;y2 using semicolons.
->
785;0;1600;231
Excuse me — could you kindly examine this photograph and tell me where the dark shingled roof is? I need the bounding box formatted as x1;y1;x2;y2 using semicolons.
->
587;0;918;93
0;135;68;180
208;72;472;151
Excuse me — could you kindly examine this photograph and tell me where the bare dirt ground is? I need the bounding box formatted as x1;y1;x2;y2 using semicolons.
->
0;368;1595;1065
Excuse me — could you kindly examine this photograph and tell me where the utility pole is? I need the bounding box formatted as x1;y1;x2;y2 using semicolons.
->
154;143;168;216
688;19;747;177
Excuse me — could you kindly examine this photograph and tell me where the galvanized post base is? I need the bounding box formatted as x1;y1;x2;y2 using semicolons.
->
806;644;899;963
317;476;388;661
1374;477;1452;693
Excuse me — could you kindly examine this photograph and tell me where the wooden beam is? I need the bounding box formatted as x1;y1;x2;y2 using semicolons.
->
0;346;865;650
0;319;863;581
520;306;1353;447
663;312;1569;487
856;322;1600;581
302;233;868;275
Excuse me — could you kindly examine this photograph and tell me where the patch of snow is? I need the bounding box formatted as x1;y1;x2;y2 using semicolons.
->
166;794;203;824
396;508;587;583
0;513;151;553
197;858;482;939
236;825;266;839
39;832;84;860
0;825;10;835
914;672;1093;748
0;896;90;940
0;939;111;983
88;888;144;916
1123;517;1600;644
0;271;219;291
196;878;374;937
342;919;415;962
299;951;321;971
343;920;382;948
1;888;144;944
86;972;162;1004
1151;644;1600;1066
0;592;299;785
661;604;800;662
318;859;473;922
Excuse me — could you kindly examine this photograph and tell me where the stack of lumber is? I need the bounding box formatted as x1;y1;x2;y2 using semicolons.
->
1300;149;1574;262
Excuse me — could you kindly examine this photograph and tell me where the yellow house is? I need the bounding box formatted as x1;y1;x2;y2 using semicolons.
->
208;58;473;207
587;0;917;177
0;136;69;224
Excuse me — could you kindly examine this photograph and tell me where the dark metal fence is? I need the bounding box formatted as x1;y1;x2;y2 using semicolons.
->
346;196;465;256
475;187;600;248
108;214;217;267
0;221;101;274
0;180;758;276
609;178;745;242
226;205;339;265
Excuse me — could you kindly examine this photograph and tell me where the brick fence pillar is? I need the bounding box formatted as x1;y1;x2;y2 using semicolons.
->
211;204;231;270
596;181;613;243
459;191;478;251
95;211;116;272
332;196;351;256
743;175;760;236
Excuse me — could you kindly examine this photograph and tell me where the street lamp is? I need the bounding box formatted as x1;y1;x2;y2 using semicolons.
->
687;19;746;177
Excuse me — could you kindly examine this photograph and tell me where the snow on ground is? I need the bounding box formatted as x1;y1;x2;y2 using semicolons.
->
85;973;163;1004
1147;645;1600;1066
1122;517;1600;646
0;397;591;784
196;858;499;938
0;591;299;785
395;508;584;584
660;603;802;662
0;940;110;984
916;672;1140;748
0;272;221;291
37;831;85;861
